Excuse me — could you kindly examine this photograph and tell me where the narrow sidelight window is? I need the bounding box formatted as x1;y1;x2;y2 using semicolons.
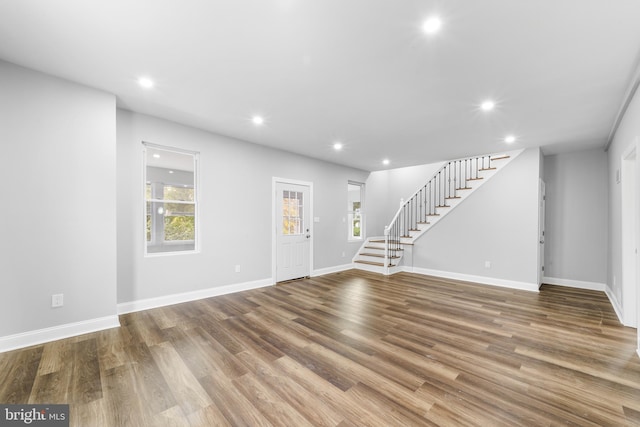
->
348;182;364;241
143;143;199;255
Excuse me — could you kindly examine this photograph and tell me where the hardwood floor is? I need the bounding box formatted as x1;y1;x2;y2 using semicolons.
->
2;270;640;426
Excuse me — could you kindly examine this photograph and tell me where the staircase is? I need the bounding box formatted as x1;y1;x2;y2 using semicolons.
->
353;150;523;275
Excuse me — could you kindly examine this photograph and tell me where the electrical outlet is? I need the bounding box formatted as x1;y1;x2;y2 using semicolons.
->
342;251;346;257
235;265;241;273
52;294;64;308
485;261;491;269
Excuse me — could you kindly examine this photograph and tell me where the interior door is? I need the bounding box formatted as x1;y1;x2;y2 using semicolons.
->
276;182;311;282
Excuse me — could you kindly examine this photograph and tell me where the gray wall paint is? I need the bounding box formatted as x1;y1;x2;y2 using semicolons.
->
366;162;444;237
117;110;369;303
543;149;608;284
411;148;541;285
607;82;640;308
0;60;117;336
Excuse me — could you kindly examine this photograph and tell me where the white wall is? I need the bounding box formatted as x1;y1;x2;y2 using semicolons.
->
543;149;608;287
411;148;541;288
0;61;118;345
607;81;640;320
117;110;369;305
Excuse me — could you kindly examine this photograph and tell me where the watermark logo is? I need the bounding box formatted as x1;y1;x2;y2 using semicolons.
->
0;405;68;426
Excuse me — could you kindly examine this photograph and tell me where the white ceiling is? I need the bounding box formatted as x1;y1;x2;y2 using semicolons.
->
1;0;639;171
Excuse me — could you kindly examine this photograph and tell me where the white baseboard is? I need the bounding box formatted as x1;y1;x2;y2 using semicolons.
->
117;278;273;315
409;267;540;292
605;286;625;325
312;263;354;277
543;276;605;291
0;315;120;353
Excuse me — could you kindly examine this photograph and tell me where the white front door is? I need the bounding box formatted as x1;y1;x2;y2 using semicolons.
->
275;182;311;282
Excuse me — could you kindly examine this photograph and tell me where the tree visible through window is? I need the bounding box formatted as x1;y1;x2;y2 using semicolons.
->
348;182;364;240
144;144;199;254
282;190;303;235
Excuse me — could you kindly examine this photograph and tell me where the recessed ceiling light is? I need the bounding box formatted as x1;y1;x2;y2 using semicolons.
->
152;153;160;159
480;100;495;112
138;77;154;89
422;16;442;34
252;115;265;126
168;170;174;174
504;135;516;144
333;142;343;151
382;159;390;165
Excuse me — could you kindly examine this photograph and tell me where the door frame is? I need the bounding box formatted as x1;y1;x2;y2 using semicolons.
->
272;177;314;283
538;179;546;287
621;141;639;330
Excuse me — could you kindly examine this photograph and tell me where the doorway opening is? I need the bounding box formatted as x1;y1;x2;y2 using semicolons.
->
621;142;638;331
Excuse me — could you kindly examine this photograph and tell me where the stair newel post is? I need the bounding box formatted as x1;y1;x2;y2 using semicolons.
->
383;225;390;275
399;198;404;238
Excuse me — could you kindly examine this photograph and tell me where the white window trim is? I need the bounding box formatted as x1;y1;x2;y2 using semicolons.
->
143;142;201;257
348;181;365;242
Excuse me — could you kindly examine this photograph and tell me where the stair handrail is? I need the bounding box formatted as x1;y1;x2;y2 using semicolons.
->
386;150;500;225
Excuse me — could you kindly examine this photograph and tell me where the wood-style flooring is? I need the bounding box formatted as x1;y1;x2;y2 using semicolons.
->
2;270;640;426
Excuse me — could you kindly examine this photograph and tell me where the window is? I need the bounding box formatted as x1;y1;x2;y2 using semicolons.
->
282;190;304;235
144;143;199;255
348;182;364;240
